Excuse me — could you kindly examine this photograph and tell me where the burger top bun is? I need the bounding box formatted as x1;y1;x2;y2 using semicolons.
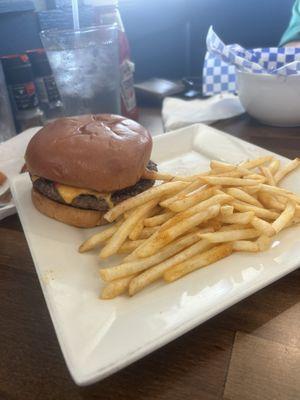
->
25;114;153;192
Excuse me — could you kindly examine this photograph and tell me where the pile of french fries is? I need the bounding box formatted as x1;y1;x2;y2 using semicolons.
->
79;156;300;299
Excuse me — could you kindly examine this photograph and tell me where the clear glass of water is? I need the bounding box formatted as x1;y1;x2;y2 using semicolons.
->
40;25;120;117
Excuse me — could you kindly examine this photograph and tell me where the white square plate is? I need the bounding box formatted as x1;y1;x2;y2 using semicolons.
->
10;124;300;386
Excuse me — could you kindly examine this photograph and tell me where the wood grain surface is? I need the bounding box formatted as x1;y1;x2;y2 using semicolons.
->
0;110;299;400
224;332;300;400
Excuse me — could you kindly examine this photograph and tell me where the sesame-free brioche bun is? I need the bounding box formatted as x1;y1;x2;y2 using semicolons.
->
25;114;152;192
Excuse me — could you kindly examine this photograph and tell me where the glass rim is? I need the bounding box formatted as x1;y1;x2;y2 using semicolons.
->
40;23;118;38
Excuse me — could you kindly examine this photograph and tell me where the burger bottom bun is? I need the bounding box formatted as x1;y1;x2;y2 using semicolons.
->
31;189;107;228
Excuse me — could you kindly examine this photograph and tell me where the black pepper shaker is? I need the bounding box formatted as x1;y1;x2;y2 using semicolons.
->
1;54;44;132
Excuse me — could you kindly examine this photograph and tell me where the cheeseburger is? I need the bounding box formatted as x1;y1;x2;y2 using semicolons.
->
25;114;156;228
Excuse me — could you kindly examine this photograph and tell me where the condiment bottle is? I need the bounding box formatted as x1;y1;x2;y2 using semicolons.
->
1;54;44;132
83;0;138;120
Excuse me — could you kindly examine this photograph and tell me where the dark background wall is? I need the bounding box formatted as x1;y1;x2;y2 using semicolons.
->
187;0;295;77
0;0;295;81
0;1;42;55
120;0;294;80
119;0;189;80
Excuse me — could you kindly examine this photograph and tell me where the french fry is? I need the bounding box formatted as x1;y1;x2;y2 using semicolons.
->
210;160;236;171
287;216;300;227
128;203;161;241
233;235;271;253
240;156;273;169
142;170;174;181
158;194;232;232
179;193;232;215
198;228;260;243
124;206;160;220
159;195;181;209
123;233;160;262
179;179;208;195
259;194;300;216
164;243;233;282
202;217;223;231
159;179;207;208
220;211;255;225
126;227;213;273
214;165;254;177
231;200;279;220
104;181;188;222
201;176;258;187
226;187;263;207
101;274;137;299
123;210;133;219
197;227;215;234
144;211;174;227
214;170;243;178
260;166;275;186
167;187;217;212
139;226;159;239
219;224;251;231
100;199;158;258
135;205;220;258
100;230;203;282
256;235;272;251
274;158;300;184
171;173;210;182
274;193;291;205
78;220;122;252
242;185;261;195
220;205;234;216
250;216;275;237
214;188;226;196
209;170;242;179
232;240;259;252
129;219;144;240
259;184;300;204
269;159;280;175
272;200;296;233
129;240;213;295
117;240;145;253
244;174;266;182
177;193;232;219
210;161;253;176
259;184;287;196
258;192;285;211
124;221;205;262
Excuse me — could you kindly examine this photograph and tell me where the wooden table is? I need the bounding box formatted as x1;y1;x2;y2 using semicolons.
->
1;110;299;400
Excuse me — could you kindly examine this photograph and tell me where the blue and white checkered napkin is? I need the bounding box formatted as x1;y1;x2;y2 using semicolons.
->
203;27;300;96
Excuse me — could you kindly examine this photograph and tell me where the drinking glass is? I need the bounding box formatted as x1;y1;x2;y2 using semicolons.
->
40;25;120;116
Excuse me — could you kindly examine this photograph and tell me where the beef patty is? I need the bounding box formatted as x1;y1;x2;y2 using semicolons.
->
32;160;157;212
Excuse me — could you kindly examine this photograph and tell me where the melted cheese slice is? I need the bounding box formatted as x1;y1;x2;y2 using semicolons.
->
56;183;113;208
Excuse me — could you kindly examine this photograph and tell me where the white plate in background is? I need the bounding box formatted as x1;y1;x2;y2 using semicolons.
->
0;127;41;220
10;123;300;385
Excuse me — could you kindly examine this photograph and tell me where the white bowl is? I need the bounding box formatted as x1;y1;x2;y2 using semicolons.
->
237;70;300;127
